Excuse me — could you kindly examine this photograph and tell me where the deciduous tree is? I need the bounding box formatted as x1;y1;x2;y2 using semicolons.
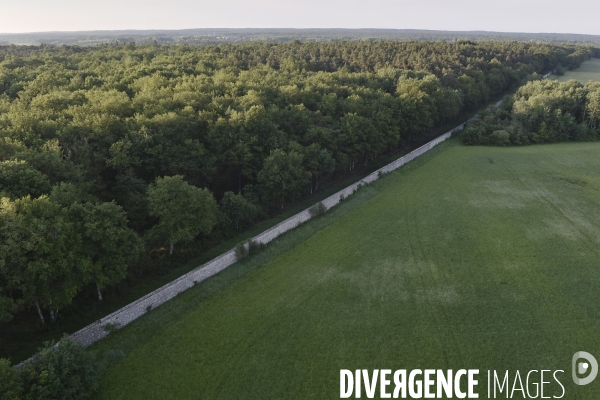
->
147;176;217;255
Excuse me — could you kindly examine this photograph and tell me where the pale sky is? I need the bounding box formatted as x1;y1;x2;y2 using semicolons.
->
0;0;599;35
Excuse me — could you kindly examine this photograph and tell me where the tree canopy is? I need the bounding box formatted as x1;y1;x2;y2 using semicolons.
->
462;79;600;146
147;175;217;255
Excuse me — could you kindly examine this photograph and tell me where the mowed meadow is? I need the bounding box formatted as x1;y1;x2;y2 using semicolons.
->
92;138;600;399
552;58;600;82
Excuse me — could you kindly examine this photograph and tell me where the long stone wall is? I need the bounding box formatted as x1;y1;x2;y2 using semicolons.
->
13;115;474;360
67;120;469;349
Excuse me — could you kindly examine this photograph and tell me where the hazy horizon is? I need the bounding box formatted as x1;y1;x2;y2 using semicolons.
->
1;28;598;36
1;0;599;35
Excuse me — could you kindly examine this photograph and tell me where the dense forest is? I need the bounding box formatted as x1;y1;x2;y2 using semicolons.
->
4;28;600;46
462;78;600;145
0;41;596;352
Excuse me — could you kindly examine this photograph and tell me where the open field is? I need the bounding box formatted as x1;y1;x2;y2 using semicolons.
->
94;139;600;399
551;58;600;82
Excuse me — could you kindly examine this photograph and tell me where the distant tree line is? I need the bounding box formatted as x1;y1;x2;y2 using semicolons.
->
0;41;595;327
462;78;600;146
4;29;600;46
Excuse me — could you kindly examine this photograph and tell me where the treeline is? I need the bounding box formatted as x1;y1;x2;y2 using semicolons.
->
0;41;595;328
462;79;600;146
4;29;600;47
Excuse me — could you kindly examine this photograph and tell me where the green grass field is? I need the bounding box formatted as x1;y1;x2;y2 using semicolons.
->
94;139;600;399
551;58;600;82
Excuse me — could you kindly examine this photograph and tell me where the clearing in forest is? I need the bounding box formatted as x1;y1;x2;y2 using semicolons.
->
552;58;600;82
